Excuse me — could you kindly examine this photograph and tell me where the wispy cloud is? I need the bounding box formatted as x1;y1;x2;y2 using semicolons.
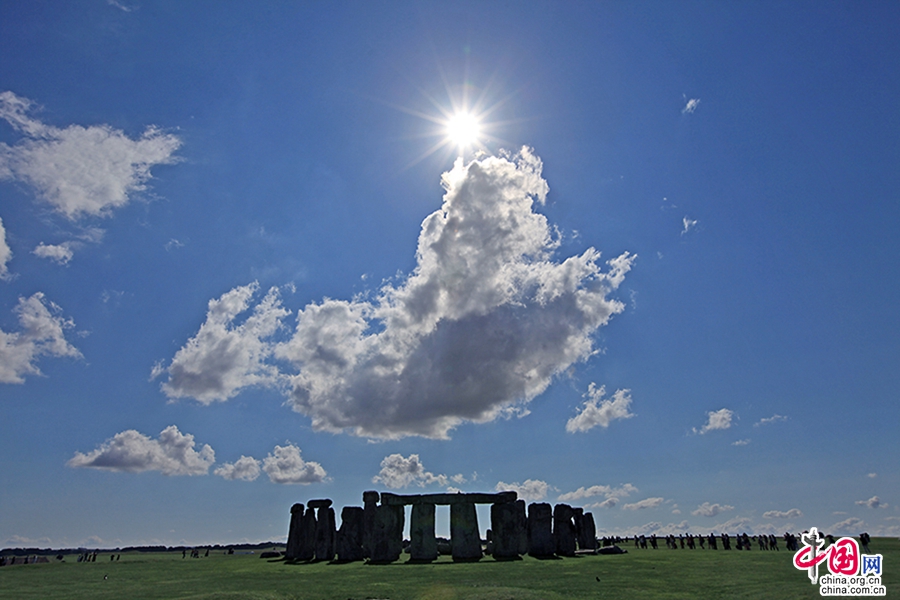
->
623;497;664;511
763;508;802;519
0;91;181;220
0;293;82;384
566;384;635;433
0;218;11;280
693;408;734;435
754;414;788;427
558;483;637;504
67;425;215;475
682;98;700;114
160;149;635;439
681;216;698;235
732;439;750;446
692;502;734;517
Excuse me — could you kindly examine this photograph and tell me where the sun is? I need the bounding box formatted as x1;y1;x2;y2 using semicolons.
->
446;111;481;149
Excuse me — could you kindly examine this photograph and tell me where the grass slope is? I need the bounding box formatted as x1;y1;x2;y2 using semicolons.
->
1;538;896;600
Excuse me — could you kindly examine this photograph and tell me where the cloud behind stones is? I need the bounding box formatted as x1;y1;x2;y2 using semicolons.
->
160;149;634;439
495;479;550;502
0;91;181;220
0;293;82;384
558;483;637;507
67;425;214;475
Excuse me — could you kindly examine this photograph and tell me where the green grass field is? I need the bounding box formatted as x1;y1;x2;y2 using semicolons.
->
1;539;896;600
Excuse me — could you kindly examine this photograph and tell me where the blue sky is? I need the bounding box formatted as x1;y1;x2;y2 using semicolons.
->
1;0;898;548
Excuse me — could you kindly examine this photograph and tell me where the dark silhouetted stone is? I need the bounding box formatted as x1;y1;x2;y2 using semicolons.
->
450;502;482;561
336;506;365;562
314;506;336;561
554;503;576;557
527;502;554;557
410;503;437;561
490;500;525;559
307;498;333;509
370;504;404;563
285;503;304;560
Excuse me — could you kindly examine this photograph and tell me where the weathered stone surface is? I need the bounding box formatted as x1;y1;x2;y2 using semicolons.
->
314;506;336;561
336;506;365;562
554;503;577;557
285;503;305;560
370;504;404;563
409;503;437;561
296;507;316;561
308;498;333;509
581;512;597;550
527;502;554;557
450;502;482;561
490;501;525;558
380;491;517;506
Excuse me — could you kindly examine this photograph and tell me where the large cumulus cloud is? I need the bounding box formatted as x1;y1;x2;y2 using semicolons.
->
159;149;634;438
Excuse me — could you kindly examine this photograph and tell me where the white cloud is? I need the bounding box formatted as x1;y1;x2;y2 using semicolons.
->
631;520;691;536
856;496;888;509
693;408;734;435
732;439;750;446
692;502;734;517
33;242;74;265
0;293;82;384
566;384;635;433
0;91;181;220
214;455;261;481
158;283;290;403
867;473;877;478
623;497;664;511
754;414;788;427
681;216;698;235
372;453;449;489
165;149;635;439
682;98;700;114
0;217;11;280
763;508;803;519
495;479;550;502
830;517;865;535
262;443;327;485
714;516;753;532
558;483;637;503
67;425;215;475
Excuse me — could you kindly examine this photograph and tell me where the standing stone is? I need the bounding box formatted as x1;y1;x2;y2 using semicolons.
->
582;512;597;550
490;501;524;559
573;508;586;550
409;503;437;561
337;506;365;562
296;507;317;561
370;504;404;562
515;500;528;555
450;502;482;561
285;503;304;560
362;491;379;559
315;506;336;561
527;503;554;557
553;504;577;557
